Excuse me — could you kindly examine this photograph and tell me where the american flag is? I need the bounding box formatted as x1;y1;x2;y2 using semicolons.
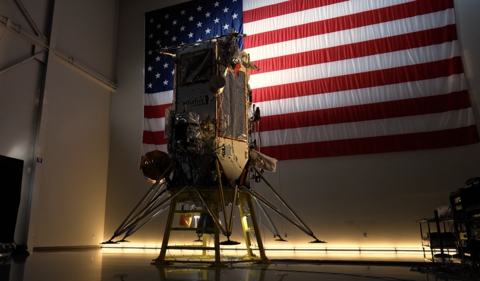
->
143;0;479;161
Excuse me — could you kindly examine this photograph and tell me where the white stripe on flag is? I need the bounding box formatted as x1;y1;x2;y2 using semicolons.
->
243;0;290;12
260;108;476;147
249;41;460;89
244;0;415;35
144;117;165;132
245;9;455;61
144;90;174;107
256;74;467;117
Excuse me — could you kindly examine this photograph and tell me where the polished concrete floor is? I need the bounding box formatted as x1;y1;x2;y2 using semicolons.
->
1;249;479;281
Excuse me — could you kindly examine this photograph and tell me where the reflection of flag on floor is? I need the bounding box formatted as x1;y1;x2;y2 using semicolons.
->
143;0;479;161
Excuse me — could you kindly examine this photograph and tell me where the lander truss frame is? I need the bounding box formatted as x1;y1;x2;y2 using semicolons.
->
103;156;325;266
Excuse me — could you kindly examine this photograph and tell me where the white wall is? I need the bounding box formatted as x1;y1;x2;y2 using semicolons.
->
0;0;52;247
0;0;117;248
103;0;480;250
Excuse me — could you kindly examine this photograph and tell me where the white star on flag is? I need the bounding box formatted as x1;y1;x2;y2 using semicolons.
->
232;13;238;19
149;18;154;23
143;0;248;152
149;34;153;38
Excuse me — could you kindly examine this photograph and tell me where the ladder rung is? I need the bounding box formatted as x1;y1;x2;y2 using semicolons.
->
246;228;254;232
173;210;209;214
167;246;215;250
170;227;214;232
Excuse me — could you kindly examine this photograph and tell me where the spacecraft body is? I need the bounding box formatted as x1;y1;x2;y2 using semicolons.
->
164;37;268;191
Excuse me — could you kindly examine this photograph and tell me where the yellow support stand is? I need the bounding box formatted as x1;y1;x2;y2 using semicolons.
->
244;194;270;263
151;188;271;266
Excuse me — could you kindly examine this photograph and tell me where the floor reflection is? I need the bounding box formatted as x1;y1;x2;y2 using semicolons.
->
155;264;271;281
1;249;479;281
1;254;28;281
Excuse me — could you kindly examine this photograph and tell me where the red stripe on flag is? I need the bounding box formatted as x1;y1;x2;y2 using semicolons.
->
261;125;480;160
243;0;347;23
244;0;454;49
261;90;472;132
250;25;458;74
252;57;464;103
142;131;167;145
144;103;173;118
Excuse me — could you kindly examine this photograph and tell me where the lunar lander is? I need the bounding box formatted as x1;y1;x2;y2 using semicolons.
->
102;32;325;266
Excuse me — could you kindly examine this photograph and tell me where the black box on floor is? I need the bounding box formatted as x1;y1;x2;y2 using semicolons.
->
0;155;24;243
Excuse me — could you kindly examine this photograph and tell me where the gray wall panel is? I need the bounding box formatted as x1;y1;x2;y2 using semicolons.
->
0;0;116;248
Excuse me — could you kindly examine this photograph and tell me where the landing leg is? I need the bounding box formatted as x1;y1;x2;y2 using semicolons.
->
152;200;177;265
210;205;227;267
246;194;271;264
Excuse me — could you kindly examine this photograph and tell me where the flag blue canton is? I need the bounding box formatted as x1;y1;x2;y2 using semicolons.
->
145;0;243;94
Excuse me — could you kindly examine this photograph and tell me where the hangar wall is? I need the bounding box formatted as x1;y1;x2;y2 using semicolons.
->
0;0;49;248
0;0;117;248
104;0;480;249
3;0;479;250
